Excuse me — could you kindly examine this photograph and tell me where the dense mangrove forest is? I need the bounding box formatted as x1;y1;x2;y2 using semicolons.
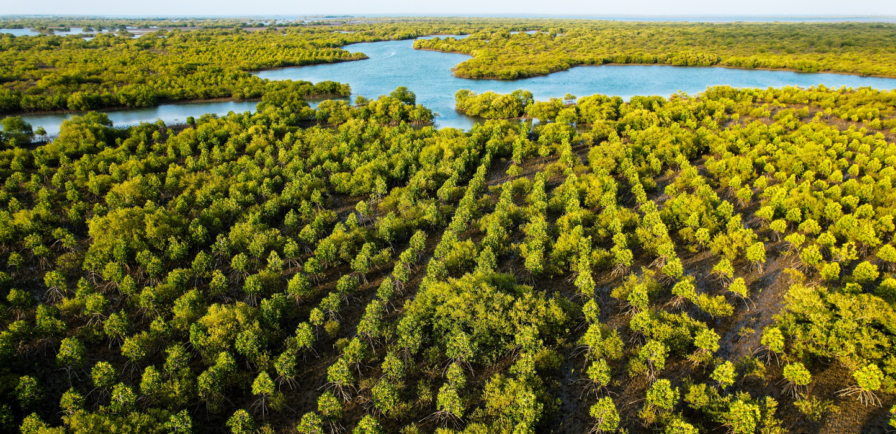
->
2;15;896;434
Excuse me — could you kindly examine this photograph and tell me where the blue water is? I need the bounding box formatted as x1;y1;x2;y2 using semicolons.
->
13;35;896;135
0;29;41;36
255;37;896;129
18;100;260;137
0;27;115;37
16;99;335;137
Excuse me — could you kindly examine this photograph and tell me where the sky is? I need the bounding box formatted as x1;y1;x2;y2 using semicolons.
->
3;0;896;18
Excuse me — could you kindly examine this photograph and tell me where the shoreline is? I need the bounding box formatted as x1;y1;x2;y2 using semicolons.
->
596;61;896;80
243;55;368;73
414;44;896;81
1;97;262;118
443;58;896;81
1;93;352;119
414;46;474;57
337;33;470;49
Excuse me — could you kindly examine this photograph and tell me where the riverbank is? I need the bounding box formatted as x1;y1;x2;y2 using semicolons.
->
241;55;368;73
0;91;354;118
443;57;896;81
0;97;261;118
415;40;896;81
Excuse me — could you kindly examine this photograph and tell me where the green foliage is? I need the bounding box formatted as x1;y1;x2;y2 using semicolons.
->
727;278;749;300
633;340;668;380
296;412;325;434
579;324;624;363
877;244;896;265
275;350;299;388
664;417;699;434
589;397;620;433
251;371;277;418
794;396;840;423
16;376;43;409
853;364;883;392
711;361;736;390
226;410;256;434
382;352;405;382
57;337;85;369
711;258;734;281
415;22;896;80
326;359;356;401
371;379;400;417
140;366;163;399
760;327;785;354
91;361;117;390
0;29;360;114
724;399;761;434
746;242;766;270
108;383;137;414
436;383;465;419
59;388;85;416
783;363;811;387
778;283;896;375
405;271;570;364
455;89;533;119
586;359;612;393
1;116;33;147
820;262;841;281
694;328;720;353
25;409;178;434
164;410;193;433
640;379;679;425
853;261;880;285
318;391;343;422
353;415;384;434
693;293;734;318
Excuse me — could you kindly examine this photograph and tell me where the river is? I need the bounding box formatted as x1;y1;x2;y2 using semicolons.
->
14;35;896;135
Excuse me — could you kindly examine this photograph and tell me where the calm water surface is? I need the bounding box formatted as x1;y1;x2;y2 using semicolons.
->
0;27;128;37
257;37;896;129
16;35;896;135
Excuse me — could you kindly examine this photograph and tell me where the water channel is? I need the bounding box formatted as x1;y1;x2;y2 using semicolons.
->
15;35;896;135
0;27;137;37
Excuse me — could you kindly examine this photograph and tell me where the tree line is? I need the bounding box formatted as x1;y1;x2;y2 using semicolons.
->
414;22;896;79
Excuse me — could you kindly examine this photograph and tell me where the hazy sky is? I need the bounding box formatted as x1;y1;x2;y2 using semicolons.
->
4;0;896;18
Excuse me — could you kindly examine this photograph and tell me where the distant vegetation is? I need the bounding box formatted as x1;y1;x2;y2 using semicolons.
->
6;19;896;116
0;28;368;114
1;82;896;433
414;22;896;79
0;21;498;115
0;16;275;30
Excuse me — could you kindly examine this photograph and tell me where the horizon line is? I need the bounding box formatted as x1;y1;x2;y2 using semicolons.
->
3;13;896;19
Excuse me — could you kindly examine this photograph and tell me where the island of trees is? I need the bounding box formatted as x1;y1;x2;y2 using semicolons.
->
415;21;896;79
